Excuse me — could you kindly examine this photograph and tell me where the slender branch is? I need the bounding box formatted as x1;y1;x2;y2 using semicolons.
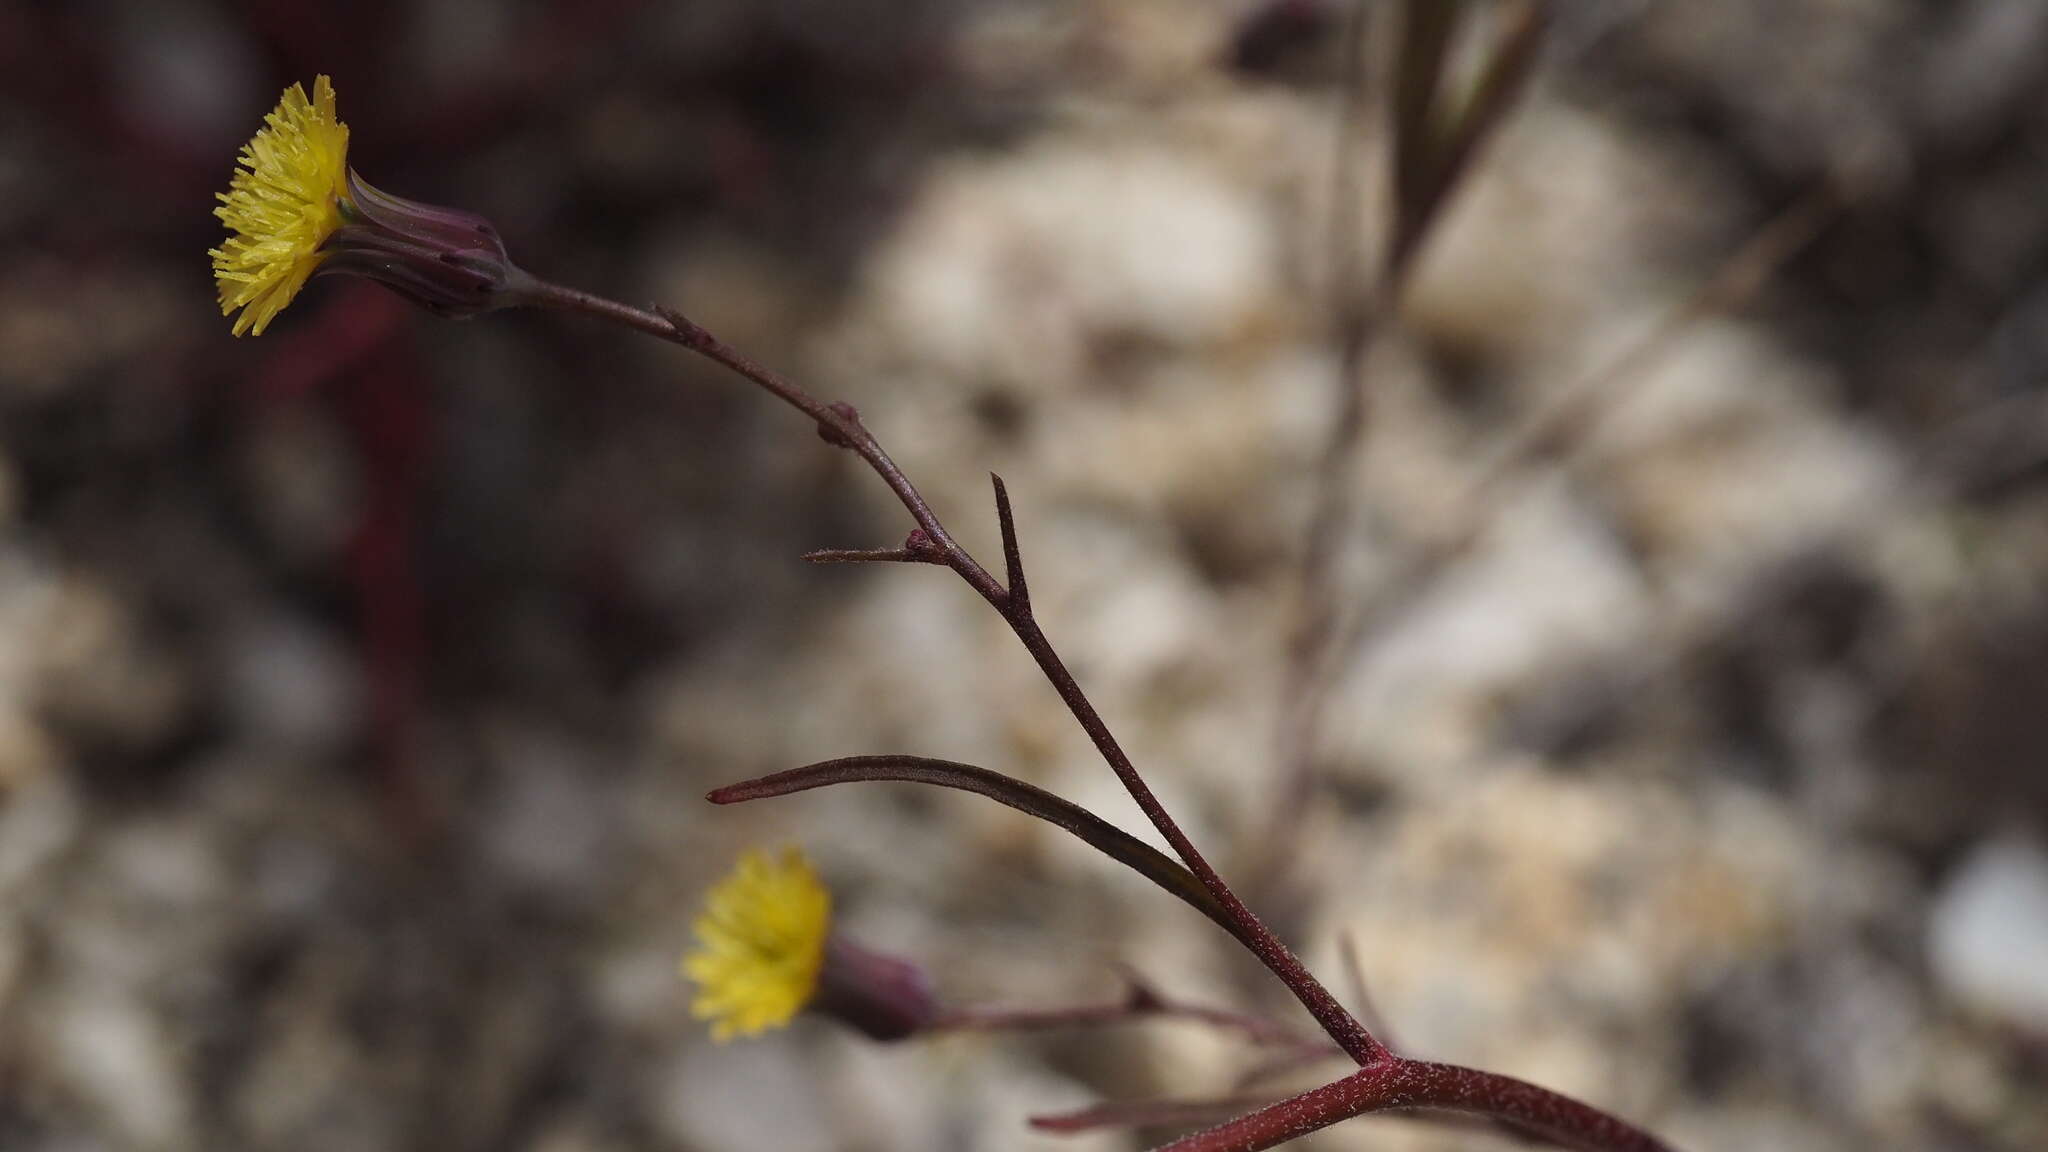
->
934;986;1332;1057
1035;1090;1549;1145
709;754;1237;941
1387;0;1463;278
521;279;1008;604
991;473;1029;612
1290;0;1378;693
1395;0;1547;278
1000;601;1384;1064
1264;3;1550;885
802;546;939;566
522;279;1383;1066
522;279;1677;1151
1153;1059;1673;1152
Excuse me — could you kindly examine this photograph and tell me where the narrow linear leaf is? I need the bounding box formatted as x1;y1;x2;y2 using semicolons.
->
708;755;1244;946
1426;1;1545;226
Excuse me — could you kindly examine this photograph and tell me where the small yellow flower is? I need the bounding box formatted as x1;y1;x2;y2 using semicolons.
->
211;76;351;336
685;848;832;1041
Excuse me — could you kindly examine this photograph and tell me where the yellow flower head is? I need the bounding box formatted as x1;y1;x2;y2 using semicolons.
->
685;848;832;1041
211;76;351;336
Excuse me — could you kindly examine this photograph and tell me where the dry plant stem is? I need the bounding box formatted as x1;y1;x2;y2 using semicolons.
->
524;278;1679;1147
1156;1059;1672;1152
523;283;1674;1152
1267;2;1546;875
1391;0;1548;279
934;974;1335;1057
520;278;1384;1066
1036;1090;1549;1143
710;755;1237;939
1265;0;1379;875
803;546;941;566
522;281;1007;602
935;1001;1326;1055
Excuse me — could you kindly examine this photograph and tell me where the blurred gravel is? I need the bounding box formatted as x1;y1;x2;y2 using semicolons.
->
2;2;2046;1150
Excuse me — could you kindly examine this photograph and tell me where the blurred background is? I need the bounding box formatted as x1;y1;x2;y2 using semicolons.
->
2;1;2047;1149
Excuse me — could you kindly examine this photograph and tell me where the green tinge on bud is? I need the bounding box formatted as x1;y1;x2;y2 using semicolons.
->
814;934;939;1042
321;170;538;318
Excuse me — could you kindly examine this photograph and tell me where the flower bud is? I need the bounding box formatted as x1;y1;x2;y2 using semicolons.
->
814;934;940;1042
321;170;538;318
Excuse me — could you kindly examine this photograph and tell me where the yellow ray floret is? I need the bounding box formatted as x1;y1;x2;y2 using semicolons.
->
211;75;352;336
684;848;832;1041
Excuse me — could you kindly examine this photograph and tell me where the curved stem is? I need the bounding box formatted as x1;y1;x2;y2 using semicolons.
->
710;754;1238;940
520;282;1680;1152
520;280;1007;604
521;280;1382;1065
1155;1058;1674;1152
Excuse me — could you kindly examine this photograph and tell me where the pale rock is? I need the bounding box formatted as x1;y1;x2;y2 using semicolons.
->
858;135;1276;393
218;611;361;753
1929;832;2048;1035
816;1037;953;1152
0;760;78;894
1326;478;1651;778
944;1051;1131;1152
33;575;190;753
47;983;190;1151
478;719;616;897
654;1038;834;1152
238;406;361;568
1321;769;1815;1106
1587;319;1902;617
1404;102;1721;369
0;544;60;714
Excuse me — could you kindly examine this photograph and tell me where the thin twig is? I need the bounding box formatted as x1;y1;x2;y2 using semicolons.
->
934;971;1334;1057
803;547;941;566
991;473;1029;612
520;279;1385;1067
1256;0;1382;903
519;277;1680;1152
1394;0;1547;279
709;755;1236;940
1153;1059;1671;1152
1261;0;1546;897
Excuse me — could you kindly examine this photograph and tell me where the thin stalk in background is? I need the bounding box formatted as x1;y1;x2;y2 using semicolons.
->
1256;0;1549;901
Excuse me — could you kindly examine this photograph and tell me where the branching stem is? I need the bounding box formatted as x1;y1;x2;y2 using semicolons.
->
519;278;1674;1152
521;278;1381;1064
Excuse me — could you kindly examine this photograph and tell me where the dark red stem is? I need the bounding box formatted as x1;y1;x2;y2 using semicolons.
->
524;279;1383;1065
1156;1058;1673;1152
932;984;1334;1056
521;281;1676;1152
